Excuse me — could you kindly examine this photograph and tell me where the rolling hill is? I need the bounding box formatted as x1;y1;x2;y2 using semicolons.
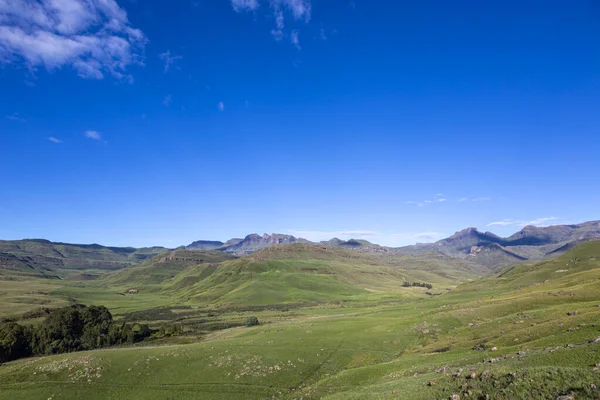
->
0;239;169;278
159;243;487;306
104;249;237;288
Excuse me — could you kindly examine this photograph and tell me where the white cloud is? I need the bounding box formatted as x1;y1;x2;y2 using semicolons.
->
84;130;102;140
48;136;62;143
217;101;225;111
472;197;492;202
232;0;311;46
458;197;469;203
0;0;147;81
231;0;259;11
5;113;26;122
158;50;182;73
270;9;284;40
163;94;172;107
486;220;515;227
406;196;447;207
487;217;559;228
290;29;300;49
391;232;444;241
527;217;559;226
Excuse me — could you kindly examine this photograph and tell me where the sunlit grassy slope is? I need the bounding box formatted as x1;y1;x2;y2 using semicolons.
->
161;244;485;306
1;242;599;399
103;249;237;288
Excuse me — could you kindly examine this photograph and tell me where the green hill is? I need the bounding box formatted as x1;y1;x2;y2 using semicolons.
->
161;244;484;306
0;239;169;278
103;249;237;288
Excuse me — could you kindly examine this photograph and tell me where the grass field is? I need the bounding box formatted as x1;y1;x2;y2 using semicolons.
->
1;242;599;399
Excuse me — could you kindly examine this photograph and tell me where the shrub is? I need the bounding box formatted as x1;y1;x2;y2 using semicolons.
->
245;317;259;327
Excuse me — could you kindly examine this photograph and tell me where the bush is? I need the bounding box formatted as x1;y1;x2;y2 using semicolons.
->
245;317;259;327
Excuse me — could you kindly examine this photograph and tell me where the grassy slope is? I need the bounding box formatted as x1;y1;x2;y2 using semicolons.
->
1;243;599;399
0;240;169;278
162;244;482;306
103;249;237;288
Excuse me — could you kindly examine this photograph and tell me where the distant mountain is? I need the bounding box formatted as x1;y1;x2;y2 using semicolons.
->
5;221;599;278
220;233;301;256
398;221;600;269
186;233;305;256
186;240;224;251
0;239;170;278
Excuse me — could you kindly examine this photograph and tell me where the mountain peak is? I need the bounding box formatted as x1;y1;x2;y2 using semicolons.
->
450;227;481;238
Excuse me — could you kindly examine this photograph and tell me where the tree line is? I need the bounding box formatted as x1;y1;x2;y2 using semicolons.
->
0;305;153;364
402;281;433;290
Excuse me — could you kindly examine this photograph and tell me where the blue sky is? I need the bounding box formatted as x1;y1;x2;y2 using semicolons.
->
1;0;599;247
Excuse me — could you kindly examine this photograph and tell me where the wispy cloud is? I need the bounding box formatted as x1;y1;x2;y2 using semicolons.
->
472;197;492;202
84;130;103;141
5;113;26;122
158;50;182;73
163;94;173;107
405;194;447;207
232;0;260;12
487;217;559;228
290;30;300;49
391;232;444;241
319;28;327;40
0;0;147;81
232;0;311;47
48;137;62;143
218;101;225;112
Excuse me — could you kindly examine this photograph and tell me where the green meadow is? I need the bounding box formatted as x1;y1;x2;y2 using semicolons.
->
1;242;600;399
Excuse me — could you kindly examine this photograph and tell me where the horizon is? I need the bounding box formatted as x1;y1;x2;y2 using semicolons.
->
2;0;600;248
8;219;600;249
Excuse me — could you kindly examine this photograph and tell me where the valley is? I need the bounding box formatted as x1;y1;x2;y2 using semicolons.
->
1;225;599;399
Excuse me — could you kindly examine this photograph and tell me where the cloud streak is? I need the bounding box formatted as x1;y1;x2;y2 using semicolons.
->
158;50;182;73
84;130;103;141
405;194;447;207
232;0;311;48
48;137;62;143
0;0;147;81
407;195;492;206
487;217;559;228
5;113;26;122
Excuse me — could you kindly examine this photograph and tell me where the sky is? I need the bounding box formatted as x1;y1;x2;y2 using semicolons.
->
1;0;599;248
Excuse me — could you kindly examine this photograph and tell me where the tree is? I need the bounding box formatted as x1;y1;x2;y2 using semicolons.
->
245;317;259;327
81;306;113;350
0;322;30;363
34;306;84;354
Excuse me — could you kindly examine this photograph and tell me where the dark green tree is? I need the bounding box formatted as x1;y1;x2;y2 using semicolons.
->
0;322;30;363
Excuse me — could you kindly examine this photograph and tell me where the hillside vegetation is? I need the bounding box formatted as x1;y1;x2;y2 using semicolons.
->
1;242;599;399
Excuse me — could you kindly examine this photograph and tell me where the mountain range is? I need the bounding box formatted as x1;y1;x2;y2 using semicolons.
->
398;221;600;268
2;221;599;277
184;221;600;269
